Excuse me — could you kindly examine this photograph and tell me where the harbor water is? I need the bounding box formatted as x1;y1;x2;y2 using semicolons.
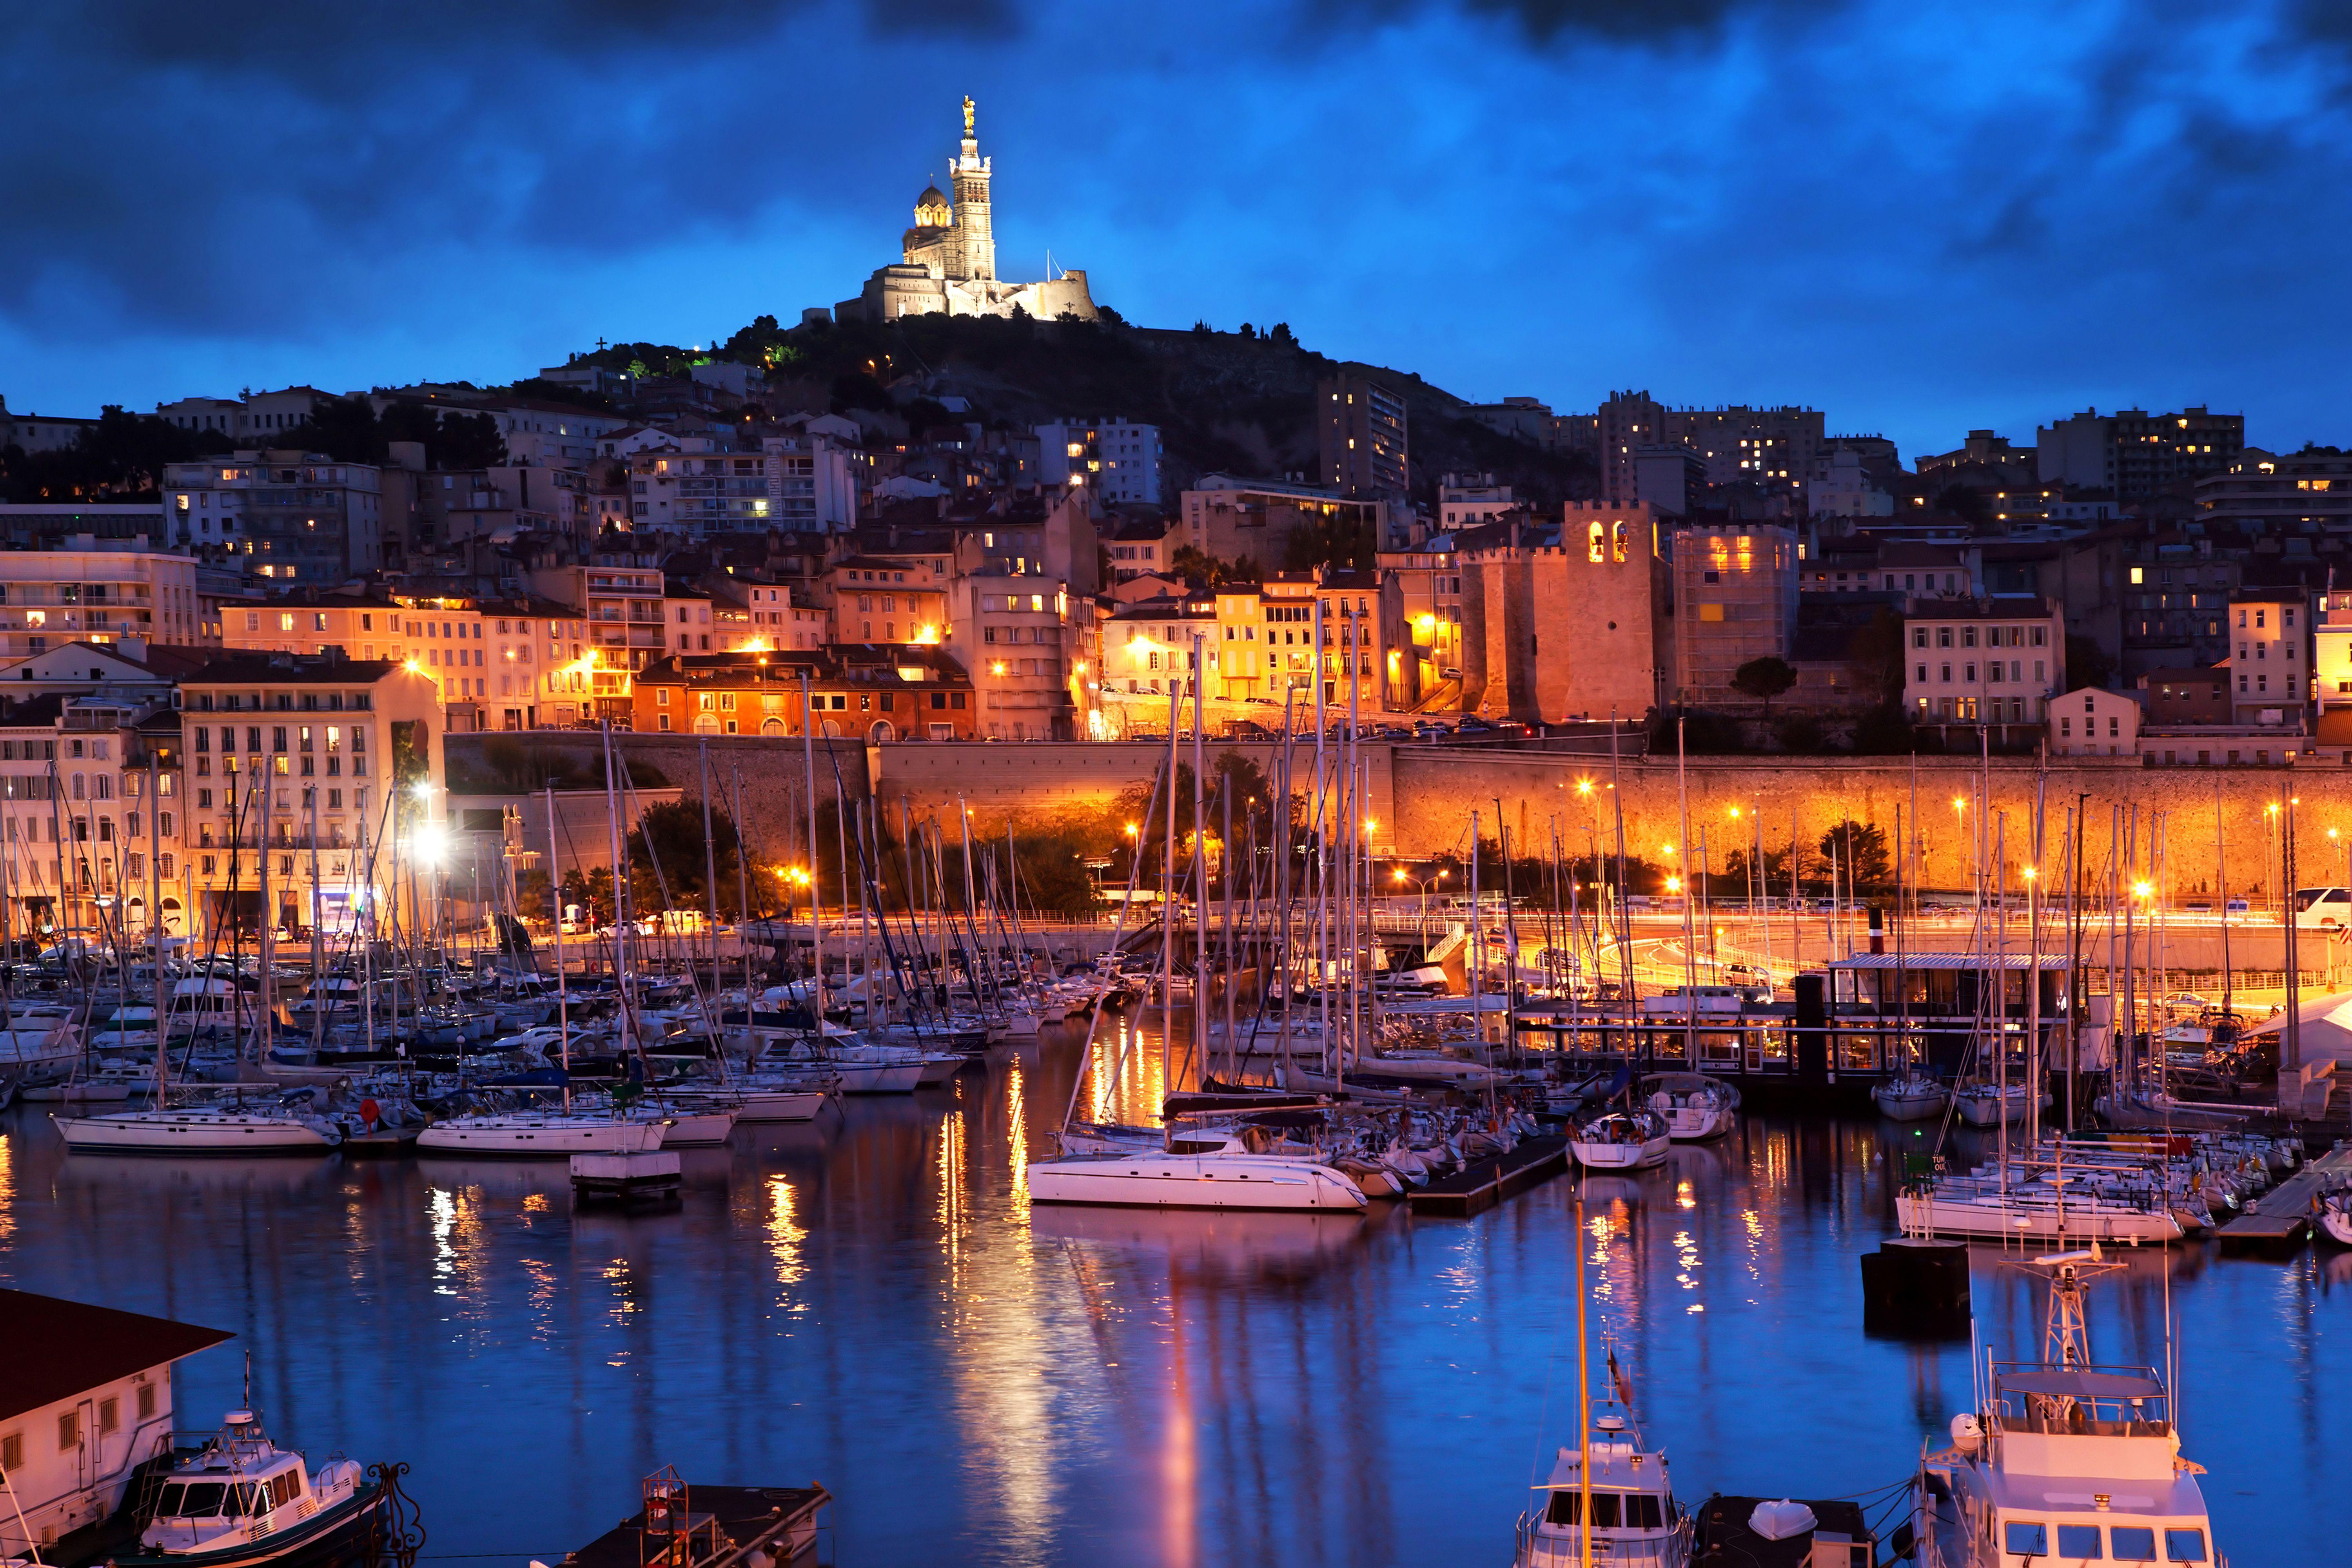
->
1;1015;2345;1566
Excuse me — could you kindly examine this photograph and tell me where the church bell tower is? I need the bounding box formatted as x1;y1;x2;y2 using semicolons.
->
951;94;995;283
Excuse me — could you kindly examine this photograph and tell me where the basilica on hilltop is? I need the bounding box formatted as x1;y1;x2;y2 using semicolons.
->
837;98;1098;324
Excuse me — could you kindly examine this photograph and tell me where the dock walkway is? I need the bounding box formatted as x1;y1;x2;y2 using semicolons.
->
1408;1134;1569;1218
2217;1143;2352;1254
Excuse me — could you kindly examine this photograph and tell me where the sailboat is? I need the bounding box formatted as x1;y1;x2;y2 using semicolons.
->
1914;1247;2223;1568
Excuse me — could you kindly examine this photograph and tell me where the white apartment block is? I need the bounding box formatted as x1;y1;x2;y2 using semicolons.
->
0;546;207;658
1902;596;2065;725
2225;593;2310;721
163;454;384;582
1037;419;1162;505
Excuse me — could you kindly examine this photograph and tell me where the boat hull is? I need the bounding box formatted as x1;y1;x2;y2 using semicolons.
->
51;1111;336;1155
1873;1086;1949;1121
658;1109;737;1147
1572;1134;1671;1170
1026;1153;1367;1211
119;1481;385;1568
833;1061;924;1094
716;1089;830;1122
415;1116;666;1157
1895;1191;2184;1242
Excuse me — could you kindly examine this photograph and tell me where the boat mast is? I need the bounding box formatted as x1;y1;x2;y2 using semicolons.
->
801;668;824;1031
149;752;167;1103
548;782;569;1112
1192;631;1208;1089
700;740;721;999
1676;716;1696;1070
733;761;754;1006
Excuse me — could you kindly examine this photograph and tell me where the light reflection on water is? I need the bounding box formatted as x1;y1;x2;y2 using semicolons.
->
0;1014;2343;1567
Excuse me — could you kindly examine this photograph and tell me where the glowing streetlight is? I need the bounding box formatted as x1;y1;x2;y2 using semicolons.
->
2132;880;2153;900
1575;778;1595;797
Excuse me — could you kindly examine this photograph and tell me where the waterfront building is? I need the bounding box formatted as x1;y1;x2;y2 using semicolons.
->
179;653;444;936
0;1289;230;1558
628;647;975;740
0;542;209;657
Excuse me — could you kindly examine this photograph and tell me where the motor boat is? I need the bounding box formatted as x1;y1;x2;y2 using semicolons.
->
1571;1108;1671;1170
119;1408;384;1568
2319;1183;2352;1247
1915;1247;2221;1568
1873;1067;1950;1122
414;1111;668;1157
1641;1072;1739;1140
1026;1126;1368;1211
1513;1396;1691;1568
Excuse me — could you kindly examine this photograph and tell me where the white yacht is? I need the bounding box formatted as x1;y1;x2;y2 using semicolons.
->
1896;1167;2184;1244
661;1080;834;1122
1642;1072;1740;1140
1572;1108;1671;1171
1026;1126;1368;1211
1915;1249;2221;1568
121;1408;381;1568
51;1105;341;1156
1874;1067;1950;1121
414;1111;668;1157
1514;1401;1692;1568
1953;1079;2048;1126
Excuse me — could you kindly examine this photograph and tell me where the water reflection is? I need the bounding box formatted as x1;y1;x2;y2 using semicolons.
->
0;1019;2338;1566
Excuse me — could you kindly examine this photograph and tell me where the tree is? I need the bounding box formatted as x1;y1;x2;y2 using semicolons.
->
561;866;617;928
626;798;767;918
1731;656;1798;711
2066;633;2116;691
283;395;385;464
1934;482;1987;524
1773;712;1826;754
1817;819;1893;892
1850;704;1918;755
1844;608;1907;706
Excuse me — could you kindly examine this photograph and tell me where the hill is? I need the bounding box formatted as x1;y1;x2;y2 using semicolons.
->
565;312;1598;511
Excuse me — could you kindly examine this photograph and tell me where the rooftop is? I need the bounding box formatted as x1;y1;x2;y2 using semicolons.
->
0;1288;231;1424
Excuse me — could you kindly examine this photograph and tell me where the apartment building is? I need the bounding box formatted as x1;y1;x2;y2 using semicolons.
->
0;545;209;658
2037;406;2243;500
953;576;1075;739
2195;450;2352;530
179;654;444;937
1105;517;1174;581
630;647;976;740
526;561;669;719
1318;375;1409;498
2049;687;2141;758
2224;591;2311;722
1105;595;1216;703
1671;523;1798;705
1037;419;1163;505
1592;392;1825;507
162;452;384;582
1901;596;2065;731
824;555;951;645
1376;541;1466;712
1180;474;1393;564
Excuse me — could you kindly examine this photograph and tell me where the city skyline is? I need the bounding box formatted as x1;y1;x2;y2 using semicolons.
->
7;1;2352;457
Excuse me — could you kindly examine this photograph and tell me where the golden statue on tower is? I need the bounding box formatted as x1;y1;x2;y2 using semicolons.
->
963;95;975;136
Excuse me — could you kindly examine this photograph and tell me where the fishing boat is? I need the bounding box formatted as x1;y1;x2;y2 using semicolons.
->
1027;1124;1368;1211
1641;1072;1739;1140
1914;1247;2222;1568
1514;1401;1692;1568
1873;1066;1949;1121
414;1111;668;1157
117;1409;384;1568
1570;1108;1671;1171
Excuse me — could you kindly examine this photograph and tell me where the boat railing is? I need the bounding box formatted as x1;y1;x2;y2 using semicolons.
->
1514;1514;1691;1566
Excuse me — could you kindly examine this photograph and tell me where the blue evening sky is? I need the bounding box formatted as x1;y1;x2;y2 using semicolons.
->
4;0;2347;461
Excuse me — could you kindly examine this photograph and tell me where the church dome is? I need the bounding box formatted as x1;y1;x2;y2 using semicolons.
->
913;185;951;227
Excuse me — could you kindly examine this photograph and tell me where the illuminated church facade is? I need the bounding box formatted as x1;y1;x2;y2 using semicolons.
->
839;98;1098;324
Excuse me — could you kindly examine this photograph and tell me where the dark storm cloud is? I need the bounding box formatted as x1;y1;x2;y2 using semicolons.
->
0;1;1016;334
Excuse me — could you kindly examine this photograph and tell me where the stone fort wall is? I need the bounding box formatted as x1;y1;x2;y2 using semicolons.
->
454;734;2328;900
1390;750;2325;899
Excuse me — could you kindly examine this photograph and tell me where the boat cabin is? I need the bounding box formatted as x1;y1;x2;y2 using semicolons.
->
1822;953;2073;1077
0;1289;230;1557
143;1416;310;1552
